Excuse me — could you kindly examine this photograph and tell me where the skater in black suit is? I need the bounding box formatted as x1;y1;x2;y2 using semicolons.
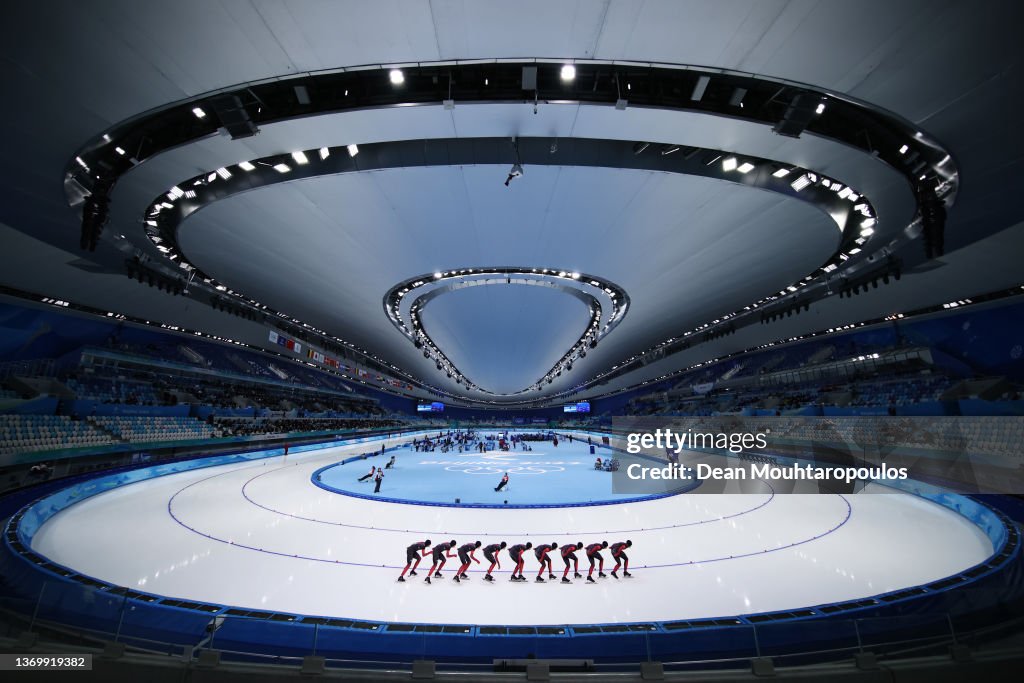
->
397;540;431;582
494;472;509;492
453;540;481;582
424;540;457;584
610;540;633;578
507;542;532;581
482;541;506;582
533;542;559;582
585;541;608;583
358;465;376;482
560;542;584;583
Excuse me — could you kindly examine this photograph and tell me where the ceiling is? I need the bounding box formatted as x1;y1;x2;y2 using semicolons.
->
0;1;1021;405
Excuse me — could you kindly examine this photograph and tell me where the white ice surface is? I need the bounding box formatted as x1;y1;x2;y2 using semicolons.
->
30;440;993;626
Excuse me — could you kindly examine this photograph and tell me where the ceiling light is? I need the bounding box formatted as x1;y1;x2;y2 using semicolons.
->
347;144;359;157
238;161;255;171
115;146;125;156
273;163;291;173
899;144;909;154
691;75;710;101
560;64;576;81
319;147;330;160
389;69;404;85
215;167;231;180
192;107;206;119
862;217;876;228
433;272;442;279
291;151;309;165
791;175;811;192
861;227;874;236
168;186;184;198
837;187;852;199
815;102;825;115
728;87;746;107
772;168;791;178
571;272;580;279
737;162;755;174
722;157;738;172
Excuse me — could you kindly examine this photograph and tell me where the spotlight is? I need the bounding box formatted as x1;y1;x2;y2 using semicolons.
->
389;69;404;85
347;144;359;157
560;64;576;81
690;75;710;101
192;107;206;119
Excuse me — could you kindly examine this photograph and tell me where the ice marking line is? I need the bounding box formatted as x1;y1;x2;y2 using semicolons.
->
170;467;845;571
164;464;842;573
240;465;778;536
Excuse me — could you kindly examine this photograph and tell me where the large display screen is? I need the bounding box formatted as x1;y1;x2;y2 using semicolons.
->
416;402;445;412
563;401;591;413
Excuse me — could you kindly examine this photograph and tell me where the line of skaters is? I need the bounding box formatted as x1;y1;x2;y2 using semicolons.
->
397;539;634;584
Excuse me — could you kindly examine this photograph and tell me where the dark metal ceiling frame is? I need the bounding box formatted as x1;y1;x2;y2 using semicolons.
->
62;60;959;407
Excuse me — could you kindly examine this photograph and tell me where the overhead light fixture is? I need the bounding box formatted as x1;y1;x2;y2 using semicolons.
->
273;163;291;173
728;87;747;107
899;144;909;154
772;168;791;178
319;147;330;160
815;102;826;115
691;75;710;101
168;186;184;199
722;157;738;172
238;161;255;171
294;85;310;105
433;272;442;279
389;69;404;85
560;64;576;81
791;175;811;192
632;142;650;155
837;187;852;199
861;227;875;236
291;151;309;165
215;167;231;180
347;144;359;157
737;162;755;174
192;107;206;119
661;145;680;155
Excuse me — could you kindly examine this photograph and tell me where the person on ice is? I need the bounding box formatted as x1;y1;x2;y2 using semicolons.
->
494;472;509;492
397;539;431;582
585;541;609;583
533;542;559;582
453;540;482;582
560;542;584;583
507;541;532;582
357;465;376;482
482;541;506;582
424;539;457;584
610;540;633;578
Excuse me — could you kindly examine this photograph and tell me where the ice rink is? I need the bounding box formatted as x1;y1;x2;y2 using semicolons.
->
29;435;994;626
